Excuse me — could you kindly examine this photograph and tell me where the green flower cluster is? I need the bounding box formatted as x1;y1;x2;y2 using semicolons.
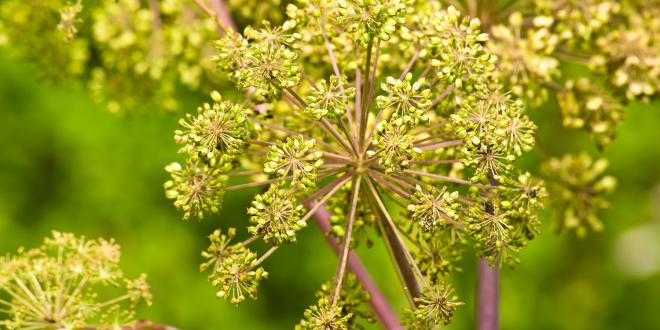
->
337;0;407;42
90;0;221;113
225;0;284;26
465;198;514;263
534;0;620;42
306;75;356;120
499;172;547;244
411;226;465;279
429;6;494;91
543;153;617;237
403;283;464;328
486;0;658;147
463;170;547;264
0;0;233;113
264;136;324;190
57;0;83;42
0;0;88;79
200;228;270;305
0;231;151;329
488;12;560;105
407;185;460;232
216;20;301;98
248;183;307;245
594;6;660;101
452;94;536;182
296;297;352;330
557;78;624;148
313;274;374;329
369;119;422;173
175;92;251;165
164;160;227;220
376;73;432;124
3;0;643;327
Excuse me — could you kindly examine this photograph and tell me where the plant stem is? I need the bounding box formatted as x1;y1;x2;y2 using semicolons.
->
257;121;341;153
368;170;410;198
85;320;178;330
359;37;374;151
208;0;237;31
366;179;426;289
240;235;259;246
331;176;362;305
189;0;228;31
303;171;352;204
404;169;478;186
467;0;478;18
301;174;351;223
307;204;403;329
253;246;278;267
476;258;499;330
415;139;462;151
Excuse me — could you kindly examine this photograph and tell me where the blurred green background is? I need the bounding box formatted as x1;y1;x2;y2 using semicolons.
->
1;54;659;330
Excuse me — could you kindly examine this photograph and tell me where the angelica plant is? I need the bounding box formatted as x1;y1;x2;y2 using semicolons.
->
0;0;631;236
1;0;655;329
0;231;153;330
164;1;545;327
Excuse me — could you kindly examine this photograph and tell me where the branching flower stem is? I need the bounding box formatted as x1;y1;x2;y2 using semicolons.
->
359;37;376;151
404;169;485;187
189;0;229;32
207;0;237;31
366;180;421;307
368;170;411;199
253;246;279;268
308;205;403;330
331;175;362;305
366;179;427;287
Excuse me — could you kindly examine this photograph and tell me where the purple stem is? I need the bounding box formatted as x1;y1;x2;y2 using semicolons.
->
476;258;499;330
310;205;403;330
208;0;237;31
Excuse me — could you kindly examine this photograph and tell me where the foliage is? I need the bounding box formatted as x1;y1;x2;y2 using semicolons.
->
0;231;151;329
543;153;617;236
486;0;659;148
0;0;283;114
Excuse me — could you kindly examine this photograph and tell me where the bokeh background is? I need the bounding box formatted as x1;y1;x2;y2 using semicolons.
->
1;50;659;329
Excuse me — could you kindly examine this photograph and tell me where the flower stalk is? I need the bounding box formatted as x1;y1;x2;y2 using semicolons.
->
476;258;499;330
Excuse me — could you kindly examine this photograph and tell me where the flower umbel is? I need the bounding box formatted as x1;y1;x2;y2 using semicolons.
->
248;183;307;245
201;228;271;305
296;297;352;330
164;160;228;220
543;153;617;237
165;1;546;327
407;185;460;232
0;231;151;329
404;283;464;328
